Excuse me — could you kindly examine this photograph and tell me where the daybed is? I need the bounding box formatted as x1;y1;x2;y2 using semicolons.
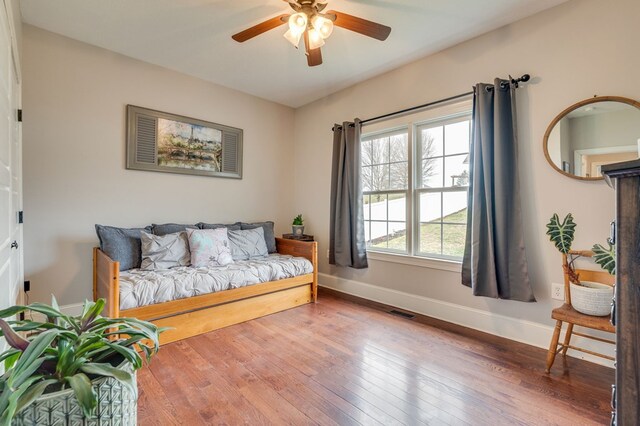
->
94;224;317;345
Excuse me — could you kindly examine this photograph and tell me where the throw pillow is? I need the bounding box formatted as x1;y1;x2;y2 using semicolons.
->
241;221;276;253
152;223;199;236
228;227;269;261
198;222;242;231
186;228;234;267
95;224;152;271
140;231;191;270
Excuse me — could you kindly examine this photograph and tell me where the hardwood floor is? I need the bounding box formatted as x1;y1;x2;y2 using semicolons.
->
137;288;614;425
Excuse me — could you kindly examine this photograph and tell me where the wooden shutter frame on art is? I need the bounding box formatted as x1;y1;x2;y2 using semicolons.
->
126;105;243;179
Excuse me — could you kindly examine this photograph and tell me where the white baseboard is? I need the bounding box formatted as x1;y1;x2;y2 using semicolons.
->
319;273;615;368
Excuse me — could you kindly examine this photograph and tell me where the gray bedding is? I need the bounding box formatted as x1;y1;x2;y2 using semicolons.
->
119;254;313;310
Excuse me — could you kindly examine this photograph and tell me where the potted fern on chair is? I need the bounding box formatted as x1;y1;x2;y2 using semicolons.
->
0;297;164;425
546;213;614;316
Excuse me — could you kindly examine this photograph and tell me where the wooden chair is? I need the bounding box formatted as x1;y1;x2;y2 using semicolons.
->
545;250;615;373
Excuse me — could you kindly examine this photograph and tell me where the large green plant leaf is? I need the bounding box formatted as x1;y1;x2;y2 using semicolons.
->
592;243;616;275
10;330;59;387
80;363;136;397
80;299;105;330
14;378;57;414
546;213;576;254
66;373;97;418
1;350;20;371
0;376;43;426
0;319;30;351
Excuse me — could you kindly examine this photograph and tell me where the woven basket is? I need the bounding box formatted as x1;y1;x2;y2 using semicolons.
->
13;364;137;426
570;281;614;317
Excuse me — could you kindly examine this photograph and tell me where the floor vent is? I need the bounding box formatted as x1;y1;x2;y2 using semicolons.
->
389;309;415;319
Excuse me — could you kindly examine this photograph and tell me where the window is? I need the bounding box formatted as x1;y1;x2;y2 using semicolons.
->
361;103;472;261
362;129;409;251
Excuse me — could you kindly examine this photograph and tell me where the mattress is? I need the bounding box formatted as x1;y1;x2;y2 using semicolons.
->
119;254;313;310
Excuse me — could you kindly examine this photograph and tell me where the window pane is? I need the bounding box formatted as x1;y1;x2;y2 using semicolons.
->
444;121;470;155
421;157;443;188
363;194;370;220
370;221;387;248
443;224;466;257
387;222;407;251
361;140;372;165
362;166;372;191
444;154;470;188
442;191;467;224
419;222;442;255
370;164;390;191
389;134;408;162
364;220;371;244
388;194;406;221
389;162;408;190
419;192;441;222
370;194;387;221
421;126;443;158
370;136;389;164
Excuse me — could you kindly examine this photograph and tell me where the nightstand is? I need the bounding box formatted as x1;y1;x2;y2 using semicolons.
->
282;233;314;242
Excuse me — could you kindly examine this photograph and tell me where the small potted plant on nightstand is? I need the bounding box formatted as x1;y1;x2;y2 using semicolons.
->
292;214;304;236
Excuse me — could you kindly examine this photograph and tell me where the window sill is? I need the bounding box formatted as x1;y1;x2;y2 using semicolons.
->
366;251;462;273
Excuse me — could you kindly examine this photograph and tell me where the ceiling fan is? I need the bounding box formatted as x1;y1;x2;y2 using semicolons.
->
231;0;391;67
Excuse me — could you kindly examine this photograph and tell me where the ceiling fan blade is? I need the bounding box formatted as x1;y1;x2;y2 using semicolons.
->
303;32;323;67
326;10;391;41
232;14;289;43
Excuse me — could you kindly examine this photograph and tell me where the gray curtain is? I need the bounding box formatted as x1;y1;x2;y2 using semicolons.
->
330;119;368;269
462;79;535;302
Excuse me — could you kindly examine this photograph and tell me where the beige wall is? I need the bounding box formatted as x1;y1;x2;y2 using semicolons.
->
293;0;638;341
22;25;295;305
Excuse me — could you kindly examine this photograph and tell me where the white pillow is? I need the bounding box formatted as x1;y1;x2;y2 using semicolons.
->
186;228;234;267
140;231;190;270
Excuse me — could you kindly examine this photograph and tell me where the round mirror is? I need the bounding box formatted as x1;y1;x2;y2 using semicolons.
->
543;96;640;180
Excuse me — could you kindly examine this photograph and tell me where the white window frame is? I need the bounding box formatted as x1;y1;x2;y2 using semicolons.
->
413;113;472;262
361;98;473;270
362;127;410;254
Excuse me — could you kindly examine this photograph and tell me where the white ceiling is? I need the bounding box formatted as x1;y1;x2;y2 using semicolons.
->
20;0;567;107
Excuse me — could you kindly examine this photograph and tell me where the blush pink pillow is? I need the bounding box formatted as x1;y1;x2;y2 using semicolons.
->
186;228;234;267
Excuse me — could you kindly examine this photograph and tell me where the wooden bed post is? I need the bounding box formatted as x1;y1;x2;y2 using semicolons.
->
94;247;120;318
312;241;318;302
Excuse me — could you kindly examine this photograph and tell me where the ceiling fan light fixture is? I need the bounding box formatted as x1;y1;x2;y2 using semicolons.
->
288;12;308;32
307;28;325;50
283;28;303;48
312;15;333;39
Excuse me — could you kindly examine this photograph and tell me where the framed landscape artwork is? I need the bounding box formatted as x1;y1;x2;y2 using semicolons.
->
126;105;243;179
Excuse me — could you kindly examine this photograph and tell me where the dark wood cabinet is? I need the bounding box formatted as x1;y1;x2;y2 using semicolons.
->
603;159;640;426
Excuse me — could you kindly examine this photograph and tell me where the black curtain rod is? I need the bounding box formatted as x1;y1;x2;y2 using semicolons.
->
333;74;530;131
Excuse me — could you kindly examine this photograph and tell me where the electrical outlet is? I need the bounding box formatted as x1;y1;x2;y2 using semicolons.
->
551;282;564;301
326;249;330;259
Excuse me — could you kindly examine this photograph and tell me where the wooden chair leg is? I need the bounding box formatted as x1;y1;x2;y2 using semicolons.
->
561;323;574;356
545;320;563;373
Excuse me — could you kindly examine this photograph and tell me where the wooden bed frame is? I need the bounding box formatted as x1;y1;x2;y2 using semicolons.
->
93;237;318;345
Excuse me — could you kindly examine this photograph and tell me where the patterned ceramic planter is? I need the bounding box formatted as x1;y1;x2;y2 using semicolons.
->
292;225;305;236
13;364;137;426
